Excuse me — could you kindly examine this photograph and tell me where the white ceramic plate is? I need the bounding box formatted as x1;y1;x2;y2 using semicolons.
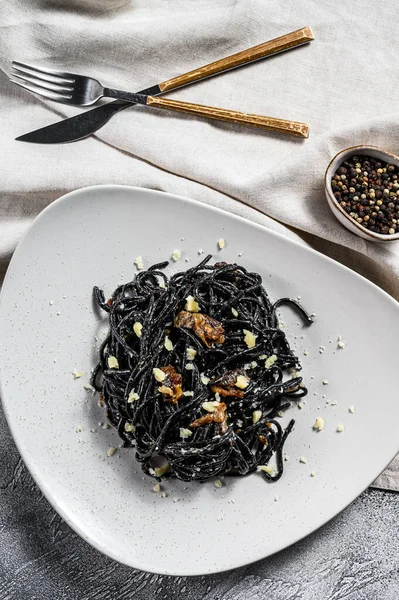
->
1;185;398;576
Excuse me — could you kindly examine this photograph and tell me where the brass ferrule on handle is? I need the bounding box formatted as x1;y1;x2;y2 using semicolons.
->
159;26;314;93
146;96;309;138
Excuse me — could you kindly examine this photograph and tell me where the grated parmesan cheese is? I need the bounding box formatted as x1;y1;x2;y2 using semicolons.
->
202;401;220;413
235;374;249;389
107;356;119;369
186;347;197;360
128;391;139;403
164;336;173;351
312;417;325;432
153;368;166;382
243;329;257;348
133;322;143;338
185;295;200;312
264;355;277;369
252;410;262;423
257;465;274;474
179;428;192;439
134;256;144;270
171;249;181;262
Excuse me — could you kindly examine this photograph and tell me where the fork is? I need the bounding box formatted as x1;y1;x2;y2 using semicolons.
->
10;61;310;137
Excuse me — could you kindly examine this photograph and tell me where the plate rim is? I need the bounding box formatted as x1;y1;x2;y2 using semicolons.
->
1;184;398;576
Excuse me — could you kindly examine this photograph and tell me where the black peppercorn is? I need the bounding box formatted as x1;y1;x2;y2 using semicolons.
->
331;154;399;235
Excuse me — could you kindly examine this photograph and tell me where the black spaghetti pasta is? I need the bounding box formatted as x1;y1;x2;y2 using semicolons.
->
91;256;313;483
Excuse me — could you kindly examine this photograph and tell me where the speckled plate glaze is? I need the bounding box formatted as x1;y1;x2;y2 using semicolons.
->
1;185;399;576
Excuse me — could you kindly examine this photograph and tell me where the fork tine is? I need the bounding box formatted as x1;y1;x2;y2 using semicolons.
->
10;77;72;102
12;61;75;86
11;70;74;93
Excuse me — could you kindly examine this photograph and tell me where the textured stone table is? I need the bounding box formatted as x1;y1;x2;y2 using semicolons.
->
0;402;398;600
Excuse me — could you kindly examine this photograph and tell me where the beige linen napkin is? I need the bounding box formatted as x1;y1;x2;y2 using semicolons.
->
0;0;397;489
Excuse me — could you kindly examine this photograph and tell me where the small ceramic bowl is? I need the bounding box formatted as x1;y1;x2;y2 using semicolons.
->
325;145;399;242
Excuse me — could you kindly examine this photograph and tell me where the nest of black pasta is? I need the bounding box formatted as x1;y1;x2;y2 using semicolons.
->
92;256;313;483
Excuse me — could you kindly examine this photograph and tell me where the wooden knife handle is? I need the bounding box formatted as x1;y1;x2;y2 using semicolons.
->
158;26;314;93
146;96;309;138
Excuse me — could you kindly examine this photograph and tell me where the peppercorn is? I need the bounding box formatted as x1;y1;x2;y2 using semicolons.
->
331;155;399;235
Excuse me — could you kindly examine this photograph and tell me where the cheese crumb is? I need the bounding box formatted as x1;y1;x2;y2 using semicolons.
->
337;341;345;349
154;463;170;477
243;329;257;348
348;406;355;414
311;471;316;477
236;374;249;389
299;456;307;464
164;336;173;351
274;494;279;502
128;391;139;403
124;423;135;432
330;401;337;406
298;403;303;409
159;491;167;498
133;322;143;338
72;370;83;379
179;427;192;439
171;249;181;262
336;424;345;433
257;465;274;474
183;391;194;397
218;238;225;249
312;417;325;432
202;401;220;413
49;299;54;306
159;280;166;289
304;350;308;356
134;256;144;270
107;447;117;457
186;347;197;360
252;410;262;423
259;354;267;360
231;307;239;318
153;367;166;382
185;295;200;312
107;356;119;369
102;423;110;429
75;425;82;433
214;479;223;488
251;361;258;368
284;455;289;462
264;354;277;369
201;375;210;385
322;380;329;385
152;484;161;492
185;363;194;371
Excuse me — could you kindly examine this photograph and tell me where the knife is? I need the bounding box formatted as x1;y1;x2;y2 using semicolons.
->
16;26;314;144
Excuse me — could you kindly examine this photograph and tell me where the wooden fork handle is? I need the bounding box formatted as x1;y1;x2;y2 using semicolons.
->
158;26;314;93
146;96;309;138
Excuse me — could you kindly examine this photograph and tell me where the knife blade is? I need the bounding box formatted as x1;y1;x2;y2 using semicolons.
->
15;87;161;144
16;26;314;144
